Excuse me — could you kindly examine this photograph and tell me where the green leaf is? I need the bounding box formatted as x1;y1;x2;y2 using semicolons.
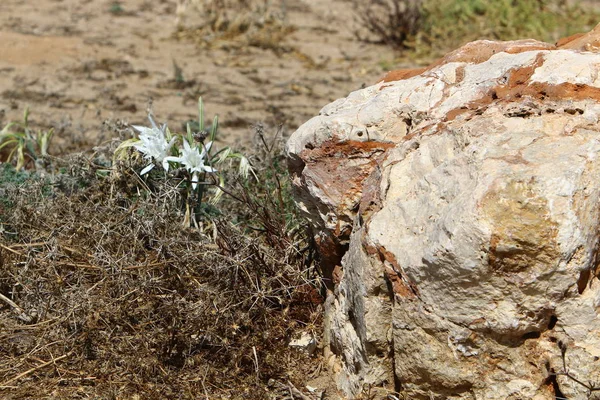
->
0;139;18;151
214;147;232;163
198;97;205;132
0;122;17;136
186;122;193;145
23;107;30;127
38;129;54;157
209;115;219;144
16;144;25;170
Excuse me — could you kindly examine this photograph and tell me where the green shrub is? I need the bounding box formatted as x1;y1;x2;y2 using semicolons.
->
417;0;599;57
354;0;600;61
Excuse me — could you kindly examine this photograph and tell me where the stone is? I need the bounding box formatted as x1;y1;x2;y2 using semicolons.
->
289;331;318;355
287;24;600;399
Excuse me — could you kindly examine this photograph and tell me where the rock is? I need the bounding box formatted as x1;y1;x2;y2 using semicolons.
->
287;25;600;399
289;331;318;355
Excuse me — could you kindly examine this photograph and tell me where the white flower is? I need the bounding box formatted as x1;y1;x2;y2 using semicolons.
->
133;115;176;175
165;140;216;189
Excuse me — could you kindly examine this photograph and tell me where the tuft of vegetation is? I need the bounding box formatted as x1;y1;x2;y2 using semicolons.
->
352;0;423;50
0;107;53;171
0;105;322;398
174;0;295;52
0;164;46;224
353;0;600;61
109;2;124;15
115;97;255;227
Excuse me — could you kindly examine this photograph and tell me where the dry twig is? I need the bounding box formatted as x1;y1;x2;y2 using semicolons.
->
0;352;72;388
0;293;33;323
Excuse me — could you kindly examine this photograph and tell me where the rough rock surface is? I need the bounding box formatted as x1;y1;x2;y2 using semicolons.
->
287;25;600;399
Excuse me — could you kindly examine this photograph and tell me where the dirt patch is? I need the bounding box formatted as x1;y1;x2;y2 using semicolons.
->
0;32;85;65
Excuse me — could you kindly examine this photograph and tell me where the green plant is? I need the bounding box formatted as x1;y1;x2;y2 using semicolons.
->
419;0;598;51
221;125;304;249
353;0;600;61
0;163;53;229
0;107;53;170
172;59;185;84
0;164;31;212
115;97;253;226
109;2;124;15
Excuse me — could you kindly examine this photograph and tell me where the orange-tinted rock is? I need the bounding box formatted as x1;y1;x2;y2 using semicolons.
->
557;22;600;51
381;39;555;84
288;26;600;399
433;38;555;65
381;67;427;83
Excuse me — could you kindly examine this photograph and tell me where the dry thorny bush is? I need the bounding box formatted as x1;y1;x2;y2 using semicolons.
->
0;127;323;399
351;0;423;50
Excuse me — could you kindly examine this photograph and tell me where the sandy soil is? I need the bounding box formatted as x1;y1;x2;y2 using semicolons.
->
0;0;400;155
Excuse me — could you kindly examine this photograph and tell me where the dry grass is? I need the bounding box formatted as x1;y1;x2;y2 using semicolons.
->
174;0;294;52
351;0;423;50
0;126;323;399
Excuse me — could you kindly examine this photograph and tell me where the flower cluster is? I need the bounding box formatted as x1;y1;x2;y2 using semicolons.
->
114;97;255;221
131;114;216;190
132;115;176;175
164;139;215;189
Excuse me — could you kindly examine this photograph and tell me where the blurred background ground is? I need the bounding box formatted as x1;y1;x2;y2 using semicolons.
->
0;0;399;155
2;0;598;154
2;0;598;155
1;1;600;399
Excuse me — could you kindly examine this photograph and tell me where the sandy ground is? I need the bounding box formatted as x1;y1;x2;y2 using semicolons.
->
0;0;400;155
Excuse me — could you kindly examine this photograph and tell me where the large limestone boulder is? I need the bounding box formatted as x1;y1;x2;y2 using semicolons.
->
287;25;600;399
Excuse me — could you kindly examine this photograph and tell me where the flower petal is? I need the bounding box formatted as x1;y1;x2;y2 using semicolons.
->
182;139;192;152
133;142;145;152
203;166;217;173
132;126;153;136
140;163;155;175
191;172;199;190
200;141;212;159
148;114;160;132
162;158;170;172
164;155;183;164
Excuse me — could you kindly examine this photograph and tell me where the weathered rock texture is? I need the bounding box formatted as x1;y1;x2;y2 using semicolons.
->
287;25;600;399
